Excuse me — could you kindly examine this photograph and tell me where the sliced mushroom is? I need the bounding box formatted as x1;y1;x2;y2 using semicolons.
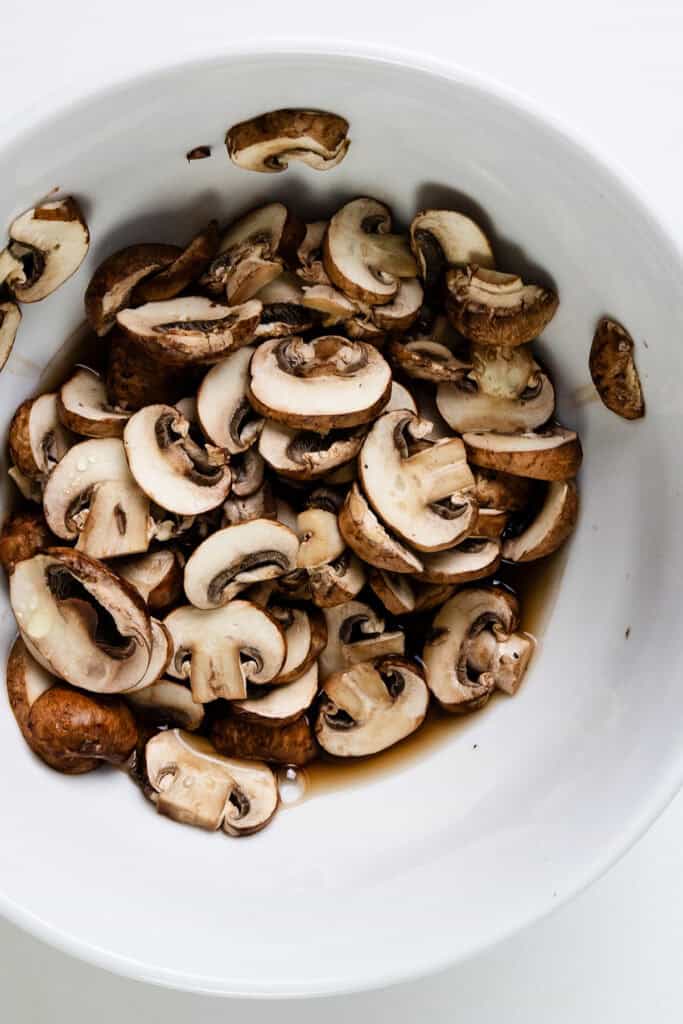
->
164;600;285;702
323;198;418;304
472;467;534;511
359;411;477;552
0;246;26;291
183;520;300;608
468;342;536;399
436;368;555;432
259;420;364;480
368;569;416;615
197;347;264;453
316;656;428;757
446;266;559;347
233;662;318;724
319;600;404;680
117;297;261;365
308;550;366;608
146;729;278;835
419;538;501;583
412;581;455;614
338;483;423;573
211;713;317;766
424;588;534;711
342;314;386;345
8;465;43;503
85;243;181;335
369;278;424;332
249;335;391;430
502;480;578;561
117;548;183;610
124;617;172;692
42;438;152;558
231;447;266;498
226;109;349;173
296;220;330;285
9;393;71;480
589;317;645;420
0;300;21;371
201;203;302;303
323;462;357;486
10;547;152;693
105;331;189;411
126;678;204;730
58;367;130;437
463;426;582;481
7;198;89;302
222;480;277;526
385;380;418;414
300;283;358;326
387;338;470;383
272;568;314;603
0;508;54;575
410;209;495;289
131;222;219;303
473;507;509;539
254;273;316;338
268;607;326;684
296;509;344;569
123;404;231;514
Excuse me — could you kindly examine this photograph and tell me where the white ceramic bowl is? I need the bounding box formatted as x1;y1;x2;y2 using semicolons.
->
1;46;682;998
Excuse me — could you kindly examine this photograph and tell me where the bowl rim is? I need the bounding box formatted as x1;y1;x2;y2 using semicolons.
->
1;40;682;999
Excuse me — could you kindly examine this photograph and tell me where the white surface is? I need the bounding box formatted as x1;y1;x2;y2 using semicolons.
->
1;0;683;1019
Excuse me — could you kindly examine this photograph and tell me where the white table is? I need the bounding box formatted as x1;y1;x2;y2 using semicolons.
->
2;2;682;1019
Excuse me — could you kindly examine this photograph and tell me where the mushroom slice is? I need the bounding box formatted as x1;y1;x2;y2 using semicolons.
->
131;222;219;303
43;438;151;558
412;582;455;614
212;713;318;766
10;547;152;693
233;662;318;724
589;317;645;420
126;618;173;691
85;243;181;335
0;300;21;371
222;480;277;527
259;420;364;480
184;520;300;609
385;380;418;415
0;508;54;575
201;202;302;303
309;550;366;608
197;348;264;453
297;220;330;285
410;210;495;289
473;507;509;540
300;283;358;326
296;509;344;569
319;599;404;680
105;331;190;412
268;607;327;684
254;273;316;338
419;538;501;584
502;480;579;562
359;411;477;552
388;338;470;383
145;730;278;835
124;404;231;514
226;109;349;173
117;297;261;365
164;600;285;702
338;484;423;573
126;678;204;731
9;393;71;480
436;369;555;433
7;197;89;302
473;467;534;512
8;465;43;504
342;315;386;345
368;278;424;332
368;570;416;615
446;266;559;347
423;587;534;711
316;656;428;757
463;426;583;481
249;335;391;430
323;197;418;305
231;447;266;498
58;367;130;438
117;548;183;610
323;462;357;486
468;342;535;399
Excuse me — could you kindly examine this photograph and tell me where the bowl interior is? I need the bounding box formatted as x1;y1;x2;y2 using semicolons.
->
1;51;682;997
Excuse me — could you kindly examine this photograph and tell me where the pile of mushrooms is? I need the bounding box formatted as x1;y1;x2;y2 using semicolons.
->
2;182;585;840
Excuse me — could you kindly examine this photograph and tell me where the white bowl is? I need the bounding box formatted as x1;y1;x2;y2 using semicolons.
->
1;46;682;998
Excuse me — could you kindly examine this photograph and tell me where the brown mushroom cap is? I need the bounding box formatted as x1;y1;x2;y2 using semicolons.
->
0;508;54;575
410;209;495;289
338;483;424;573
463;426;582;481
423;587;534;711
472;467;534;511
105;330;190;411
418;538;501;584
85;243;181;336
8;198;89;303
589;317;645;420
9;393;71;480
131;222;219;303
0;300;21;371
472;507;509;539
58;367;130;438
502;480;579;561
28;686;138;767
368;569;416;615
211;713;318;766
249;335;391;430
226;109;350;173
446;266;559;347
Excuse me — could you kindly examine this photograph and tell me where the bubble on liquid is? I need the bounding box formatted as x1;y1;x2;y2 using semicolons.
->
277;765;308;807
